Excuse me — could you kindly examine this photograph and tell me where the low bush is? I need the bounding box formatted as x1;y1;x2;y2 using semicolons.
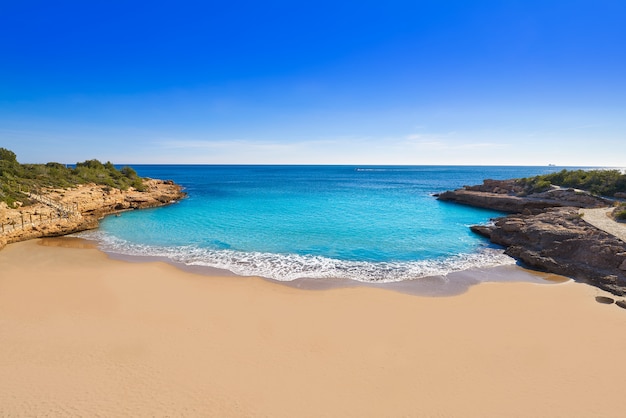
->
519;169;626;197
0;147;147;206
614;203;626;221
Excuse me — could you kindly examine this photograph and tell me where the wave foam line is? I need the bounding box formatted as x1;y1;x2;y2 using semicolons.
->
76;230;515;283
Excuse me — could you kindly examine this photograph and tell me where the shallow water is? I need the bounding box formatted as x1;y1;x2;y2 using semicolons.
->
79;165;583;282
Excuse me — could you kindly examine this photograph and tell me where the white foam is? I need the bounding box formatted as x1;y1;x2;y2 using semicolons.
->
76;230;516;283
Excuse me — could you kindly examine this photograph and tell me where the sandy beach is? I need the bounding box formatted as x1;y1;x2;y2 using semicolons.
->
2;239;626;417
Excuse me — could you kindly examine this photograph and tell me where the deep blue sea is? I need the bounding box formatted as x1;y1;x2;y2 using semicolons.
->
80;165;578;283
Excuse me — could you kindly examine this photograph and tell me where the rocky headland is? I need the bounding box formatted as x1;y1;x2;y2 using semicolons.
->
437;178;612;213
0;179;186;250
437;179;626;295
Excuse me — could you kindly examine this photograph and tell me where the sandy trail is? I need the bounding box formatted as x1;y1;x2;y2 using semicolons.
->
580;207;626;242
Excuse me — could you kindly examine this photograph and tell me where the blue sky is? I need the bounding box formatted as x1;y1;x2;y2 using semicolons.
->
1;0;624;165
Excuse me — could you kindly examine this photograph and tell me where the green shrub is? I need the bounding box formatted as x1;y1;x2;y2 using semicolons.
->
614;203;626;221
520;169;626;196
0;148;18;164
0;149;148;206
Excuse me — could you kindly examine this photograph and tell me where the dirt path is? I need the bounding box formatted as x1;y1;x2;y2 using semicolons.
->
579;207;626;242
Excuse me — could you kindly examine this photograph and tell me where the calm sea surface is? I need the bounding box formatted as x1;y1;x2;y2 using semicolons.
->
80;165;582;282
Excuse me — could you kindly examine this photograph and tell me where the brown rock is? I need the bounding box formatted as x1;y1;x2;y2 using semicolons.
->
437;183;610;213
474;207;626;295
501;220;524;232
469;225;493;238
0;179;186;248
595;296;615;304
438;178;625;295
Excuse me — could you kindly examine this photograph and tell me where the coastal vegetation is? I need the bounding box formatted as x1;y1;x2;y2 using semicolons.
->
0;148;146;206
614;203;626;221
519;169;626;197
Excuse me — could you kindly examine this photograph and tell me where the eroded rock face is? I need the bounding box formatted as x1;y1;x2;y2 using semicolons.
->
437;189;550;213
0;179;186;246
443;179;626;295
471;207;626;295
437;179;610;213
463;179;525;194
45;179;186;218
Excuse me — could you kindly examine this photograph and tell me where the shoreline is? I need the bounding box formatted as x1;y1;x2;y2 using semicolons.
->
57;235;567;297
2;238;626;417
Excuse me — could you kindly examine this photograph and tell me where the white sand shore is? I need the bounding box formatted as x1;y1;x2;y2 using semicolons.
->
1;239;626;417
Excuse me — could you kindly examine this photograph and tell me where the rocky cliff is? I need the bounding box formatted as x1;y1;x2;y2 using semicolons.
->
0;179;186;250
438;179;626;295
471;208;626;295
436;179;610;213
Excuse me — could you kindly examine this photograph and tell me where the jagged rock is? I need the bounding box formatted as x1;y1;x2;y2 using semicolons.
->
437;189;545;213
469;225;492;238
501;220;525;232
473;207;626;296
438;178;626;296
1;179;186;246
464;179;525;194
438;180;610;213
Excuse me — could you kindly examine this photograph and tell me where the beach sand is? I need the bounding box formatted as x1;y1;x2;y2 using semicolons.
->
1;239;626;417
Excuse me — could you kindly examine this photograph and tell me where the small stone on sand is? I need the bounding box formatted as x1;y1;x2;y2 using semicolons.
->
595;296;615;304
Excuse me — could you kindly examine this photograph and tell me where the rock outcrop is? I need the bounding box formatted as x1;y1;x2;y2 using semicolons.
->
44;179;185;218
438;179;626;295
437;179;610;213
471;208;626;295
0;179;186;249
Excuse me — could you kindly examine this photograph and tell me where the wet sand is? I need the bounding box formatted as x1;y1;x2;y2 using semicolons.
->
1;238;626;417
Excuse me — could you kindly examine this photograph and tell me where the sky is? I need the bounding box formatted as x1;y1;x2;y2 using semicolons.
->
1;0;624;165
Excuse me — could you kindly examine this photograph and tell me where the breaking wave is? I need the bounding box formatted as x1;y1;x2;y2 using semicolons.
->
77;230;515;283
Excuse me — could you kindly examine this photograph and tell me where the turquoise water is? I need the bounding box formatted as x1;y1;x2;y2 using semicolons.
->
81;165;572;282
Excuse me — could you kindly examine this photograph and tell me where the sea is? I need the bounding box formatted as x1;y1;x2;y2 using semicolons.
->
78;165;581;284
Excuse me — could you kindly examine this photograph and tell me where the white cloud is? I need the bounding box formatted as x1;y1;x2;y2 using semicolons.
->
147;132;517;165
